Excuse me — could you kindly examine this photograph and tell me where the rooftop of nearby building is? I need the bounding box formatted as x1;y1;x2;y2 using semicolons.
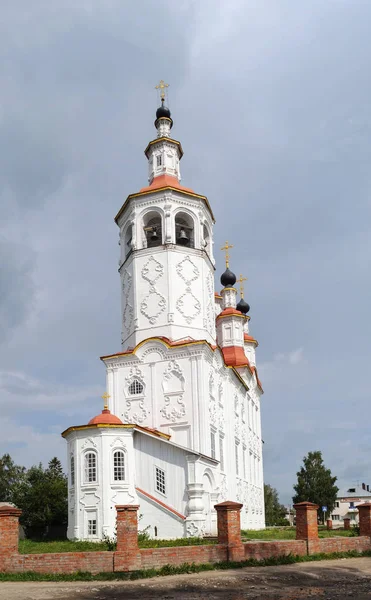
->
337;484;371;498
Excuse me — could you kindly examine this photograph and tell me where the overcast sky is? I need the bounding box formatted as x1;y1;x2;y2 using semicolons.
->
1;0;370;505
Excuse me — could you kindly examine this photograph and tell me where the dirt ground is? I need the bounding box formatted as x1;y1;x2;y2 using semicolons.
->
1;557;371;600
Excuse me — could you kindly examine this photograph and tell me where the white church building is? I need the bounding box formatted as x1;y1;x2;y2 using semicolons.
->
62;86;265;540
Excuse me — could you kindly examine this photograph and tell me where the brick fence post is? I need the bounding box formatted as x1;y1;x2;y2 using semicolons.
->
0;504;22;571
293;501;319;555
215;501;245;562
357;503;371;536
293;502;319;541
343;517;351;531
326;519;332;530
113;505;141;572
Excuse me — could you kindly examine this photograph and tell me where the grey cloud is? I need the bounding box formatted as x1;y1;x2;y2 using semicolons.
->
0;239;35;340
0;1;370;503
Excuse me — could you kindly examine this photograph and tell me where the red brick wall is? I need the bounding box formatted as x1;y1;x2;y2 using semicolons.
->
1;502;371;575
140;545;228;569
244;540;307;560
307;536;371;555
22;552;113;575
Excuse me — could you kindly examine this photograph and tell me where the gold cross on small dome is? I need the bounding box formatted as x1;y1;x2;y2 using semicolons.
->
101;391;111;410
155;80;169;100
237;274;247;298
221;241;233;268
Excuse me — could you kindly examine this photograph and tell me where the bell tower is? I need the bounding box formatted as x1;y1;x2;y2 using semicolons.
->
115;82;216;350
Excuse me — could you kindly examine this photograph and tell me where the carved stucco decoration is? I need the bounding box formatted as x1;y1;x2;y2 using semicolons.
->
124;366;148;423
81;437;97;450
79;491;101;507
175;256;201;324
140;257;166;324
161;360;186;422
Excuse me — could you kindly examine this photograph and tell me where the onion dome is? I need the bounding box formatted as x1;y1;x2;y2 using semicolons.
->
155;99;173;128
220;268;237;287
88;408;123;426
236;298;250;314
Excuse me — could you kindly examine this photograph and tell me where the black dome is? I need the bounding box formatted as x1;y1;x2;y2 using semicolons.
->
220;268;237;287
236;298;250;314
156;101;171;120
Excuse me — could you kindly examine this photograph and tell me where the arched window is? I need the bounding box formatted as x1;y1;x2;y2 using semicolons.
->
203;224;211;255
124;224;133;258
175;212;194;248
84;452;97;484
70;455;75;486
143;211;162;248
128;379;143;395
113;450;125;481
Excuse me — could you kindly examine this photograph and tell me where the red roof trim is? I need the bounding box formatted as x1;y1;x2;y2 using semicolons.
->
136;487;186;520
139;174;195;195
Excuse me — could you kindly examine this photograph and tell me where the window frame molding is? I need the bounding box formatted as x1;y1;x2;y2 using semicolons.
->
82;449;98;486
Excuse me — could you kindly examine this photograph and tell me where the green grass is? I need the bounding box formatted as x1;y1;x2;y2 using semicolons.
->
19;539;108;554
2;549;371;582
19;536;216;554
241;527;354;541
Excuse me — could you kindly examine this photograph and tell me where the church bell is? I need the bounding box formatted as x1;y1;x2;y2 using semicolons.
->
178;229;189;246
150;227;159;242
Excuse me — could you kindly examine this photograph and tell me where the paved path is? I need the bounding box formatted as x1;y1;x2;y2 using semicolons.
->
1;557;371;599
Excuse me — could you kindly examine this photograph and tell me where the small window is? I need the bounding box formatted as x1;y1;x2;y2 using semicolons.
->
348;488;356;493
235;442;239;476
335;501;340;508
113;450;125;481
155;467;166;495
219;436;224;471
88;519;97;536
332;514;340;521
84;452;97;483
70;455;75;486
210;430;216;459
129;380;143;395
349;501;354;508
243;446;247;479
156;155;162;167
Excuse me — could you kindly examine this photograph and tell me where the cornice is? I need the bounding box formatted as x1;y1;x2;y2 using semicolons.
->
144;137;184;159
115;187;215;225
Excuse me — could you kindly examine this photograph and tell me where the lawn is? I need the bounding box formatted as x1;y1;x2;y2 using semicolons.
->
241;527;354;541
19;536;217;554
19;528;354;554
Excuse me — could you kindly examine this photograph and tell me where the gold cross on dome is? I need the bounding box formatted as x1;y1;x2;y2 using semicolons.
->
237;274;247;298
155;79;169;100
101;391;110;410
221;241;233;268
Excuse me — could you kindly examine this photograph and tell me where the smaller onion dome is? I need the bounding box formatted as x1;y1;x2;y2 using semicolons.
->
236;298;250;314
88;408;123;426
220;268;237;287
156;99;171;119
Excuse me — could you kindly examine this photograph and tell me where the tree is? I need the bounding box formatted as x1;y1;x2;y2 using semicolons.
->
15;458;68;535
293;451;339;522
0;454;26;503
264;484;288;526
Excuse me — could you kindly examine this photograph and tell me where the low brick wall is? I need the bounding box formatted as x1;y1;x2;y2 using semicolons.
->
140;544;228;569
307;536;371;555
244;540;307;560
1;502;371;575
23;552;113;575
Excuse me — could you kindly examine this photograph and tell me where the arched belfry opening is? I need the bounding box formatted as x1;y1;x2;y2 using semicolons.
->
203;224;211;256
175;212;194;248
143;211;163;248
124;224;133;258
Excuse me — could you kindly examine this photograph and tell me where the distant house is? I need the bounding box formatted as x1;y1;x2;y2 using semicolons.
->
331;483;371;526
